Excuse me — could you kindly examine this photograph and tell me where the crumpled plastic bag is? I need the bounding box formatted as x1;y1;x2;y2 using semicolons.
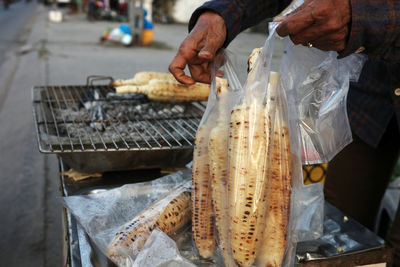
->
63;170;191;266
132;229;196;267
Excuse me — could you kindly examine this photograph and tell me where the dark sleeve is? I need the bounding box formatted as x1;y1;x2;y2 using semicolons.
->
188;0;292;47
338;0;400;62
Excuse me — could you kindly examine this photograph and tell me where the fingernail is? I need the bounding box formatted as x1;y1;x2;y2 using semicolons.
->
198;51;211;58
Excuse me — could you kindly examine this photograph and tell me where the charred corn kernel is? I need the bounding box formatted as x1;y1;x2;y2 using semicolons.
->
114;84;148;94
229;100;270;267
106;184;191;266
192;124;216;259
257;72;292;267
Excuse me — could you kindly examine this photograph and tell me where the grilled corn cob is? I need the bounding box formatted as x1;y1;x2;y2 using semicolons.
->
192;124;216;259
209;89;237;267
115;79;209;101
115;77;228;102
114;84;148;94
132;71;176;85
147;79;211;102
257;72;292;267
106;183;191;267
112;71;176;86
115;79;210;102
229;100;271;267
112;77;138;87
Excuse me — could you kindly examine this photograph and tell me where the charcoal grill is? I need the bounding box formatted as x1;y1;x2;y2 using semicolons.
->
32;77;205;172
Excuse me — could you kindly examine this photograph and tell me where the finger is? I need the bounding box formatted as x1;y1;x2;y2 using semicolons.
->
276;4;315;37
273;15;285;22
216;70;224;78
301;27;348;50
285;0;312;16
290;26;348;46
189;62;212;84
311;39;346;51
169;54;196;85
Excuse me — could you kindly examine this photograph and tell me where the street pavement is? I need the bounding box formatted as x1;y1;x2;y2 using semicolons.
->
0;2;268;266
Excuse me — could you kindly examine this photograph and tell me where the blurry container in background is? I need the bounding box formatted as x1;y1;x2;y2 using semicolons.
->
141;14;153;45
141;29;153;45
48;10;63;23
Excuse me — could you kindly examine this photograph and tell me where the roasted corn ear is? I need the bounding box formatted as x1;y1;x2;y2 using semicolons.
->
115;79;209;101
209;90;237;267
106;183;191;266
257;73;293;267
114;84;148;95
131;71;176;85
229;100;271;267
112;71;176;87
192;124;216;259
146;79;211;102
115;76;228;102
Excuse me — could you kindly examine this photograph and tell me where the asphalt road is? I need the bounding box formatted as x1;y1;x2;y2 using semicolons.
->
0;2;62;266
0;0;34;63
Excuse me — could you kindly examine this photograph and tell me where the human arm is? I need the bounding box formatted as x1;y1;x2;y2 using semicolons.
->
276;0;400;62
169;0;292;84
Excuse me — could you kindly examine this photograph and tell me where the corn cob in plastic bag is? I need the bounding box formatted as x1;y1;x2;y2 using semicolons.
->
62;171;193;267
107;181;192;266
190;20;340;266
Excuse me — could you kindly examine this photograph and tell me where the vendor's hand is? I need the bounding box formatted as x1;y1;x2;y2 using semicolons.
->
276;0;350;51
169;12;226;84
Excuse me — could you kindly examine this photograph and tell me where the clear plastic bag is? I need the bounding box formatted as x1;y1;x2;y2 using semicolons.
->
278;0;367;164
190;9;365;264
190;51;320;267
281;38;366;164
63;170;192;267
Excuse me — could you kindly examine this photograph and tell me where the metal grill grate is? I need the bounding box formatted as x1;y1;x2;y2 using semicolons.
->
32;85;205;153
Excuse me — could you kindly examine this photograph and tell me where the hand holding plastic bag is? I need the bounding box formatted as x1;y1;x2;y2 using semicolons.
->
190;3;365;264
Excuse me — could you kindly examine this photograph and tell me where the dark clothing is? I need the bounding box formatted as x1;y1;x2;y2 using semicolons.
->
189;0;292;47
190;0;400;265
324;117;400;230
325;117;400;264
